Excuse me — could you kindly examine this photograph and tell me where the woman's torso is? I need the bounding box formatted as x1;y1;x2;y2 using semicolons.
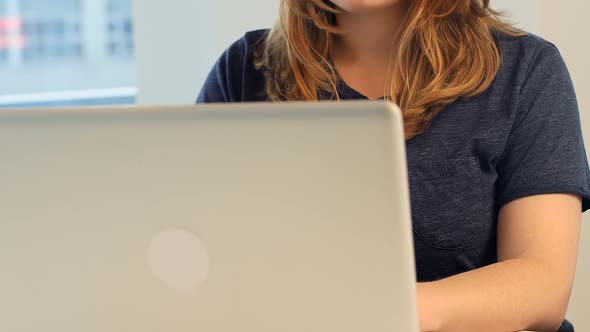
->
197;29;590;283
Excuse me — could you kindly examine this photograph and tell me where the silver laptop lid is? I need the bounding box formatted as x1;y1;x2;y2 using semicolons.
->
0;101;418;332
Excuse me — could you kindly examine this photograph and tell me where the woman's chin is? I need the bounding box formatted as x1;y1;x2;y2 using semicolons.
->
328;0;403;14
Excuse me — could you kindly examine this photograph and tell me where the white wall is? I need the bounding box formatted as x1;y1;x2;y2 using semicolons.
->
212;1;279;56
134;0;215;105
134;0;278;105
494;0;540;34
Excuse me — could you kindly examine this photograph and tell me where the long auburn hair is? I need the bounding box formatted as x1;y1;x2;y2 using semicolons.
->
255;0;522;140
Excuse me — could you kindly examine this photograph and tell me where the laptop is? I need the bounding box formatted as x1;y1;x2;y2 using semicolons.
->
0;101;419;332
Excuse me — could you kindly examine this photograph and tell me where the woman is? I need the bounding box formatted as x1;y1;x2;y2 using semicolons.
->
197;1;590;331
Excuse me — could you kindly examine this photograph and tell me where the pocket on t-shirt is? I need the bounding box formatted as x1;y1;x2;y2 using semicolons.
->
408;156;485;250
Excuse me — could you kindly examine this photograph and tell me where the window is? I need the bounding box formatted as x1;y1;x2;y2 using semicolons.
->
106;0;133;58
20;0;84;63
0;0;12;65
0;0;135;107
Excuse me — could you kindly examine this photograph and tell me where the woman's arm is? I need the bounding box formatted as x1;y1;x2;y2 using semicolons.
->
419;193;581;332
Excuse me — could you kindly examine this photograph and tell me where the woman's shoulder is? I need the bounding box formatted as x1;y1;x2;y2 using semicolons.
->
197;29;270;103
496;31;565;75
225;29;269;59
490;30;570;101
243;29;270;47
497;30;554;51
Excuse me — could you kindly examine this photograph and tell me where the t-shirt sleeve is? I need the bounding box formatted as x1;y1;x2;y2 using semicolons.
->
196;38;247;104
495;42;590;212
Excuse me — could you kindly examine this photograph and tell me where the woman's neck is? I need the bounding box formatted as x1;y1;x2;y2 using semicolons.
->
332;4;407;64
330;4;407;99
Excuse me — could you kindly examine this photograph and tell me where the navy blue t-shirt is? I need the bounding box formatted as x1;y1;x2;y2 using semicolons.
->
197;29;590;283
